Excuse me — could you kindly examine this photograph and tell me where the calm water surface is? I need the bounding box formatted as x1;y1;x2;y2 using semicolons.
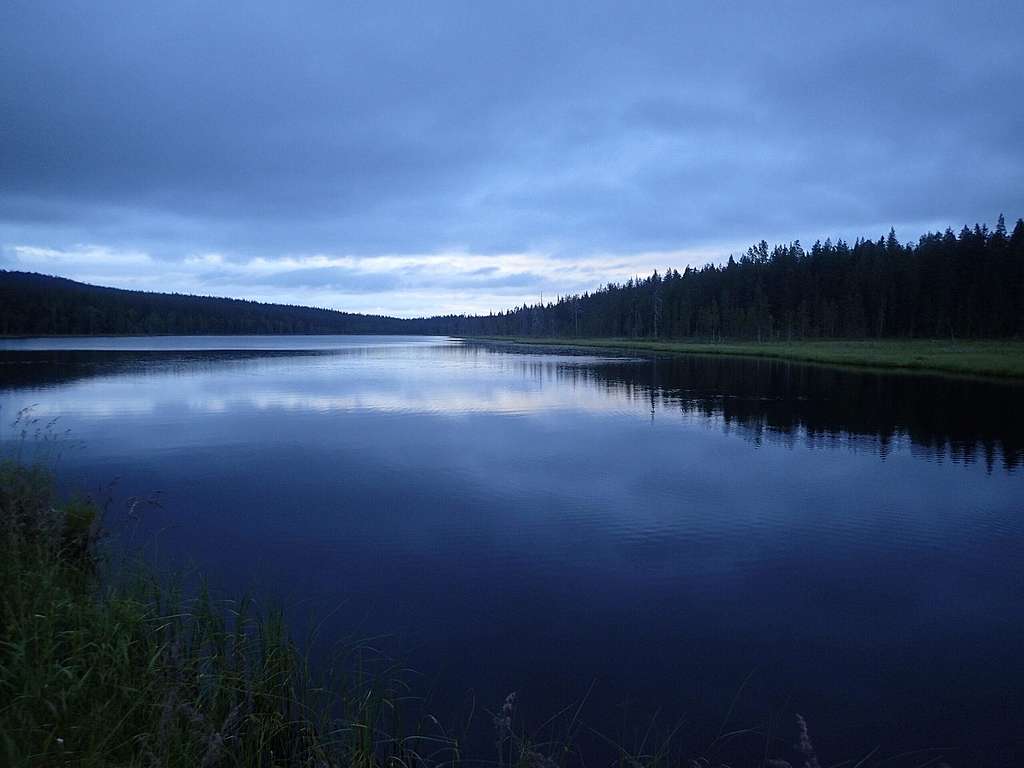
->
1;336;1022;763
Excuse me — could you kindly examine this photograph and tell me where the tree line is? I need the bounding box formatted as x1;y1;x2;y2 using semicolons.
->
2;214;1022;339
418;214;1024;339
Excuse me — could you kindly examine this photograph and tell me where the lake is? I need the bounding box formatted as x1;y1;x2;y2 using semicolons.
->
1;335;1022;764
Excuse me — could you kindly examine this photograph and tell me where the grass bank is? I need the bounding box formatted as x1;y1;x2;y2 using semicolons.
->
0;460;460;768
468;337;1024;379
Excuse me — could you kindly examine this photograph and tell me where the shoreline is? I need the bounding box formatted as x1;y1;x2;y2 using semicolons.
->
4;332;1024;379
460;337;1024;380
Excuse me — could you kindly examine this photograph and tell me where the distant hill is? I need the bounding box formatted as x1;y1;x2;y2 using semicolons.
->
0;271;412;336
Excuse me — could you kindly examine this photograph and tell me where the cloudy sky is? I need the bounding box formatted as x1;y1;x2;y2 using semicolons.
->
2;1;1022;317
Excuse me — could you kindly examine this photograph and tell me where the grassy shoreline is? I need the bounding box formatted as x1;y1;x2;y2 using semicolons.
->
0;460;454;768
464;337;1024;379
5;333;1023;379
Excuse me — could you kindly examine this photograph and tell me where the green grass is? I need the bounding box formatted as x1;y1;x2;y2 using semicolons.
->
468;337;1024;379
0;460;456;768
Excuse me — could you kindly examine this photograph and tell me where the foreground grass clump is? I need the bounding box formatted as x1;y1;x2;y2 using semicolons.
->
0;460;440;768
473;337;1024;378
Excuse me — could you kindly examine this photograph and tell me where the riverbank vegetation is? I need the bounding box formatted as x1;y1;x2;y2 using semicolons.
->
474;338;1024;379
0;459;461;767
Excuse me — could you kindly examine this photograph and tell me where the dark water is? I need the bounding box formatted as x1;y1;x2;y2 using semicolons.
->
1;336;1022;765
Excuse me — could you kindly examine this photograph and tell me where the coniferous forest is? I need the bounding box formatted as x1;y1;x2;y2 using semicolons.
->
2;215;1022;339
426;215;1024;340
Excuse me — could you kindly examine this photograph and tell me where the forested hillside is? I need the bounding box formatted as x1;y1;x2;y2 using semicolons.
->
3;215;1022;339
0;272;408;335
425;215;1024;339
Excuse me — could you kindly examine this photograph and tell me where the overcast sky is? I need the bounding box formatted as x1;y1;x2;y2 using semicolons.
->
2;1;1022;317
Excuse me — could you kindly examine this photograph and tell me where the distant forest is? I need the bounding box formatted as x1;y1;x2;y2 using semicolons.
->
2;215;1022;339
427;215;1024;339
0;272;409;336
